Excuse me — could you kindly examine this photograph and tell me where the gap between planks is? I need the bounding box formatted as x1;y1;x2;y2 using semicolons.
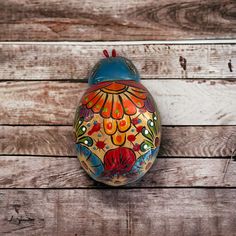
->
1;39;236;45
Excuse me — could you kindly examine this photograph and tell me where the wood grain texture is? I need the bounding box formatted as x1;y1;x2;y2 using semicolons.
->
1;44;236;80
0;156;235;188
1;189;236;235
1;80;235;125
0;0;235;41
1;125;235;157
0;1;235;234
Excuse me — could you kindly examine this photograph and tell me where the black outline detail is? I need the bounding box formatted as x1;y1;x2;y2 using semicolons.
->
86;91;102;108
101;86;128;95
83;90;100;105
99;93;109;118
127;89;147;100
90;93;106;111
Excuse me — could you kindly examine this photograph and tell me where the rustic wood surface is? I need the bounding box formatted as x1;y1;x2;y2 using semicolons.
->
0;189;236;236
1;125;235;157
1;44;236;80
0;156;235;188
1;80;235;125
0;0;235;41
0;4;236;231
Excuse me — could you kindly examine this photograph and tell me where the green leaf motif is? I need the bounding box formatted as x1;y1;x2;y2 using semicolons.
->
140;140;154;152
76;125;87;137
152;113;159;134
141;126;153;141
147;119;156;136
75;116;84;132
77;136;93;147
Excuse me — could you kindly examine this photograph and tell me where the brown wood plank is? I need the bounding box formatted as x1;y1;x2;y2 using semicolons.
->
0;156;235;188
0;0;235;41
1;80;235;125
0;189;236;235
1;44;236;80
1;126;235;157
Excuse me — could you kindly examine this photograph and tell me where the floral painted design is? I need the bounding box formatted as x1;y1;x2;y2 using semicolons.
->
74;80;161;186
81;81;155;120
76;144;104;179
130;147;159;177
103;114;131;146
103;147;136;174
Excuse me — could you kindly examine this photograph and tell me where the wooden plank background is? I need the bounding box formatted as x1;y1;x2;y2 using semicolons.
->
0;0;235;41
1;189;236;235
1;126;235;157
1;189;236;236
0;44;236;79
1;80;235;125
0;0;236;235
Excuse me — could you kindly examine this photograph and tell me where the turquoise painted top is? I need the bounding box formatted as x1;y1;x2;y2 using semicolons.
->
88;52;140;85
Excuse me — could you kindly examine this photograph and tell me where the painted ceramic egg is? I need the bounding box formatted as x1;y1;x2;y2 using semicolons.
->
74;50;161;186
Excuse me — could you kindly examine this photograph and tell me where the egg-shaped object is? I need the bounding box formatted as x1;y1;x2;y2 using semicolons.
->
74;50;161;186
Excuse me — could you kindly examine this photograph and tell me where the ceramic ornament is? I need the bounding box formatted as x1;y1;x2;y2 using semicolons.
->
74;49;161;186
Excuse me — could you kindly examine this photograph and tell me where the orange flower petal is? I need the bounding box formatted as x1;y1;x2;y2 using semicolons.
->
112;132;126;146
129;88;147;99
117;115;131;132
120;94;137;115
101;94;113;118
103;118;117;135
112;95;124;119
131;86;145;92
82;90;100;105
126;93;144;108
92;93;106;113
87;92;103;109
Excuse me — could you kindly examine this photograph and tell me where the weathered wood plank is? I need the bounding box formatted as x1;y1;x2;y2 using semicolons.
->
0;0;235;41
1;44;236;80
0;190;57;235
1;189;236;235
0;80;235;125
1;126;235;157
0;156;235;188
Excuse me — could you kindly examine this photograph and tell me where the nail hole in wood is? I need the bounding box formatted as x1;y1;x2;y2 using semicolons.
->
228;59;233;72
179;56;187;71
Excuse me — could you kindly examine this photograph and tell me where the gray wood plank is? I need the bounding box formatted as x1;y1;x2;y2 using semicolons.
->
1;126;235;157
0;44;236;80
0;0;235;41
0;80;235;125
0;156;235;188
0;189;236;236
